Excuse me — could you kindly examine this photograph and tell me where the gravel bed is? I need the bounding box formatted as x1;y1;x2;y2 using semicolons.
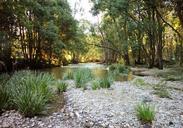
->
65;79;183;128
0;110;82;128
0;77;183;128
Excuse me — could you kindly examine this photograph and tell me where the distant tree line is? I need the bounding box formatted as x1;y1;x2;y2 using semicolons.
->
91;0;183;69
0;0;86;72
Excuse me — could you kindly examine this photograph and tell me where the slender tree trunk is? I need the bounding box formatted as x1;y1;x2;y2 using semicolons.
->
156;13;163;69
180;38;183;66
123;5;130;66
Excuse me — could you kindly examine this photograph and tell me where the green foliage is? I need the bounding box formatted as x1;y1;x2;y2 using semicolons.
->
108;64;130;81
0;73;10;85
55;81;68;93
6;71;54;117
63;71;74;80
0;74;10;112
99;77;112;88
157;69;183;82
135;103;155;124
154;89;170;98
133;78;148;87
0;84;9;113
164;75;183;81
92;80;101;90
153;82;171;98
74;69;93;88
109;64;130;74
0;0;83;68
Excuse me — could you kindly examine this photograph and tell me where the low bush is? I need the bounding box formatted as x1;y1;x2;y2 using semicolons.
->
6;71;54;117
74;68;93;88
63;71;74;80
55;81;68;93
135;103;155;124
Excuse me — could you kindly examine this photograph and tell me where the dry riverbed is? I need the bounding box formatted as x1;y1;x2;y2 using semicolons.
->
0;76;183;128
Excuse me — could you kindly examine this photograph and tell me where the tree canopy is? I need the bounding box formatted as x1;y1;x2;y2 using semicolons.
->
0;0;182;71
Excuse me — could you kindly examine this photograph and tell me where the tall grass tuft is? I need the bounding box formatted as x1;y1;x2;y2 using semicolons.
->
99;76;113;88
0;86;9;113
133;78;148;87
55;81;68;93
153;81;171;98
6;71;54;117
135;103;155;124
74;68;93;88
0;74;10;113
92;80;101;90
108;64;130;81
109;64;130;74
63;71;74;80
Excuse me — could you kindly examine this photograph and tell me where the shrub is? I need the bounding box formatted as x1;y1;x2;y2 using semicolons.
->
6;71;54;117
56;81;68;93
92;80;100;90
74;69;93;88
135;103;155;124
63;71;74;80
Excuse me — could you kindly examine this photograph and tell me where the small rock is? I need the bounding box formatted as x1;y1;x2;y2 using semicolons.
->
169;121;174;126
70;112;74;118
143;124;152;128
142;96;152;103
84;121;94;128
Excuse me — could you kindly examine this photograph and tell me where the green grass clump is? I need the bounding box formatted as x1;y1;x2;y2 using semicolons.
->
109;64;116;71
0;85;9;113
0;73;10;85
133;78;148;87
154;89;170;98
0;74;10;113
153;82;171;98
99;77;112;88
6;71;54;117
135;103;155;124
157;68;183;82
55;81;68;93
109;64;130;74
63;71;74;80
92;80;101;90
74;68;93;89
164;75;183;81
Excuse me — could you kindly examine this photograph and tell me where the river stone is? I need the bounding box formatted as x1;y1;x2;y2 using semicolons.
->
142;96;153;103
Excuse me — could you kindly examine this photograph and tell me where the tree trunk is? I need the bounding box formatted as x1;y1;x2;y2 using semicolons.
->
156;11;163;69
